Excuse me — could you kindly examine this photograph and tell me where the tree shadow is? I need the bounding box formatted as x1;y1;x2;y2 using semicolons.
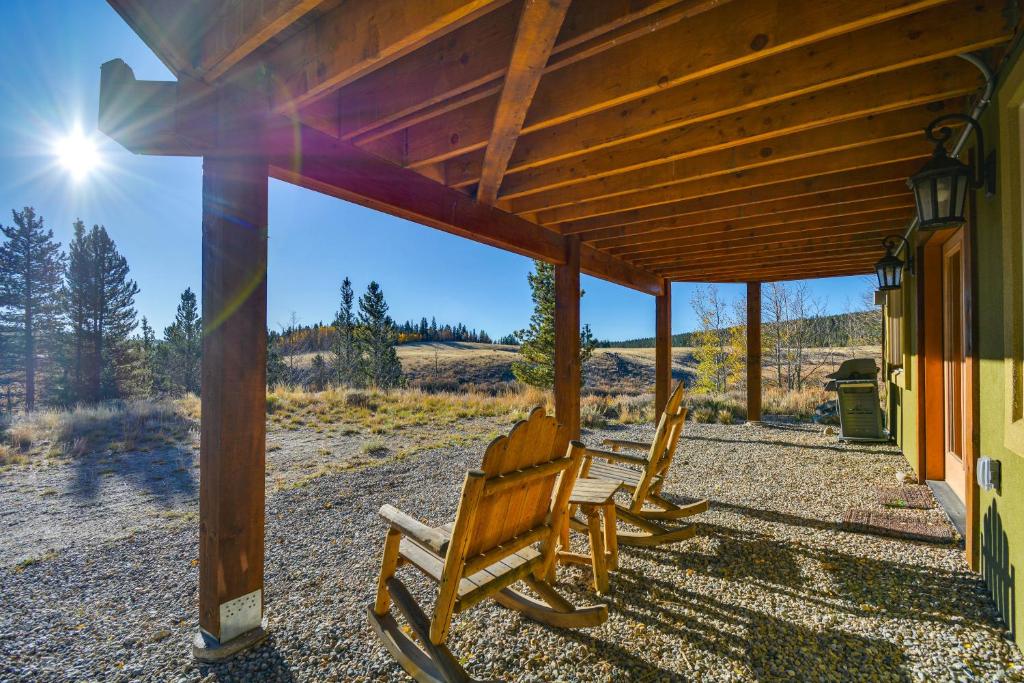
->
69;445;196;507
685;432;897;456
611;566;911;681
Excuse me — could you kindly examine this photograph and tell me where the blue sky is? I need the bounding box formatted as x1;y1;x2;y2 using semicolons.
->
0;2;877;341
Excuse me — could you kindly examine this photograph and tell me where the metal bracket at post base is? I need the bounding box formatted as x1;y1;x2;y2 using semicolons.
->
193;617;269;662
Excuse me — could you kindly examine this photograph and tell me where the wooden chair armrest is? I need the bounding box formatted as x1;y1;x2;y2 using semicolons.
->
601;438;652;452
379;504;450;555
583;447;648;467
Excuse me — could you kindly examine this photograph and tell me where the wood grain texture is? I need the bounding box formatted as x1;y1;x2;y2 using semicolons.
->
476;0;571;204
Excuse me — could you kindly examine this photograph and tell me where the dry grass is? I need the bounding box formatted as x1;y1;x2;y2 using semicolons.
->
0;398;197;467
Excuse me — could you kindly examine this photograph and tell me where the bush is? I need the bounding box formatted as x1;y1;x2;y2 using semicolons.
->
716;408;734;424
692;407;716;423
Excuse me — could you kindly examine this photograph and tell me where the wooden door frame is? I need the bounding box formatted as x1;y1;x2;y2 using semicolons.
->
914;214;980;570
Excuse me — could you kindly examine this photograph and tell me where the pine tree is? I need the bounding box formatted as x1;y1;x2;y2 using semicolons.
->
91;225;139;400
134;316;157;396
309;353;330;391
331;277;361;386
358;281;402;388
0;207;64;410
164;288;201;394
511;261;596;389
266;331;286;388
62;219;90;402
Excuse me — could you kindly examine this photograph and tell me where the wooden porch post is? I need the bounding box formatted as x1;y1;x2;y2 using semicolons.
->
555;236;581;442
746;281;762;424
195;144;269;656
655;284;672;417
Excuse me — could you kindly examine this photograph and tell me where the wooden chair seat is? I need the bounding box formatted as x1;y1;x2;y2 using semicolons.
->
585;459;649;490
399;537;543;612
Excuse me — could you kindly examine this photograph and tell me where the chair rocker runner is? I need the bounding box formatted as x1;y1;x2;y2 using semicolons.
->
577;381;708;547
368;407;608;683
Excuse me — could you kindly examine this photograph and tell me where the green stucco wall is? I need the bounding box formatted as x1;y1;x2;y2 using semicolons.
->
889;47;1022;645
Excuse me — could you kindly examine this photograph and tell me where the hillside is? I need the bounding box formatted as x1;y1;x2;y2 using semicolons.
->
599;309;881;348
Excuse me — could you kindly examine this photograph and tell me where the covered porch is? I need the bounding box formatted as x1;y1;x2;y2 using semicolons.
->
94;0;1021;672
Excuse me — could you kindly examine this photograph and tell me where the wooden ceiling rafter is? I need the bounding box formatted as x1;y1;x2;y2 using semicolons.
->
475;0;571;205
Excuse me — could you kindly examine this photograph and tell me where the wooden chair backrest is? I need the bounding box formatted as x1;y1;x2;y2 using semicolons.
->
446;409;577;573
631;381;687;508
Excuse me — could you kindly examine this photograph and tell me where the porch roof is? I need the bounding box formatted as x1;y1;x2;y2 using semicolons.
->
103;0;1019;289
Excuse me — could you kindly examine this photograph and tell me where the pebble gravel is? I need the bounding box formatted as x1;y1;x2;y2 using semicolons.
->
1;421;1021;682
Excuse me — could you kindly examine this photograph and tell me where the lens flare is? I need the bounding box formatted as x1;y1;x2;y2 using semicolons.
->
54;126;100;180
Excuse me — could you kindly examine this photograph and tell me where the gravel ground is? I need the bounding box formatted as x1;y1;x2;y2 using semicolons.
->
1;420;1022;682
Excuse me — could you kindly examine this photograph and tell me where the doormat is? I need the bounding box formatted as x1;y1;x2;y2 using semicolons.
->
840;509;956;544
873;485;935;509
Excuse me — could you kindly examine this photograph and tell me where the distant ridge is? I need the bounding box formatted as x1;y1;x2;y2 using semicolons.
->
598;310;880;348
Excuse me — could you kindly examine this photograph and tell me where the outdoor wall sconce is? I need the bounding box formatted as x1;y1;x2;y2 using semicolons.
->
875;235;913;292
908;113;996;230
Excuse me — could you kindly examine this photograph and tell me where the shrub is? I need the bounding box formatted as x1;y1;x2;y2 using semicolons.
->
716;408;734;424
692;407;716;423
345;391;379;411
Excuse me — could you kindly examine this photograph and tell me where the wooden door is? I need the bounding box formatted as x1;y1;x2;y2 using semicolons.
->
942;230;966;503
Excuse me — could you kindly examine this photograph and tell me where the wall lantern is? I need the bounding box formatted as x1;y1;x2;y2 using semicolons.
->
908;113;995;230
875;236;913;292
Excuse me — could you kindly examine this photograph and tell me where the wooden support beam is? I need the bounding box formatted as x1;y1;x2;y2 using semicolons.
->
389;0;984;169
476;0;571;205
555;236;582;443
199;0;322;81
265;0;509;112
746;282;762;423
198;145;269;647
446;58;980;190
655;286;672;417
97;60;664;295
556;159;925;236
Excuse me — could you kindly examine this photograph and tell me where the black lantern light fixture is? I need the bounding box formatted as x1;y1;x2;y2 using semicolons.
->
874;236;913;292
908;113;995;230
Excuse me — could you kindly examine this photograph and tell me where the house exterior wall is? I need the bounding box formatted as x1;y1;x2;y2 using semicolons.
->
889;44;1023;646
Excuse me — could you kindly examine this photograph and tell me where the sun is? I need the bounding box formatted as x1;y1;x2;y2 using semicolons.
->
54;126;101;181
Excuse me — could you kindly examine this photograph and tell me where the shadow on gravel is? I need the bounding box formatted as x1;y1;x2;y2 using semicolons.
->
197;637;297;682
613;565;911;681
69;446;197;507
685;433;897;456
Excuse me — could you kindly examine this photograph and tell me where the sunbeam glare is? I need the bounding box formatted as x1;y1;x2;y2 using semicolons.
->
53;125;101;181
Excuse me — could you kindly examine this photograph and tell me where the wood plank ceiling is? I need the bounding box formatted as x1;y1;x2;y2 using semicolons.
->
109;0;1019;284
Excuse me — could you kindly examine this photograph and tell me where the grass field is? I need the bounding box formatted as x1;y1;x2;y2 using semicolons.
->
292;341;880;396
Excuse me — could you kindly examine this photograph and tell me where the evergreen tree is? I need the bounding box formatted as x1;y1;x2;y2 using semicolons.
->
358;281;402;388
266;331;286;388
0;208;64;410
511;261;596;389
134;316;157;397
62;219;91;402
91;225;139;400
331;277;361;386
309;353;330;391
163;288;201;394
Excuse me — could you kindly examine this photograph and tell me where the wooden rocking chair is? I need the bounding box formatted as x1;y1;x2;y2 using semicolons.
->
577;380;709;547
368;407;608;683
